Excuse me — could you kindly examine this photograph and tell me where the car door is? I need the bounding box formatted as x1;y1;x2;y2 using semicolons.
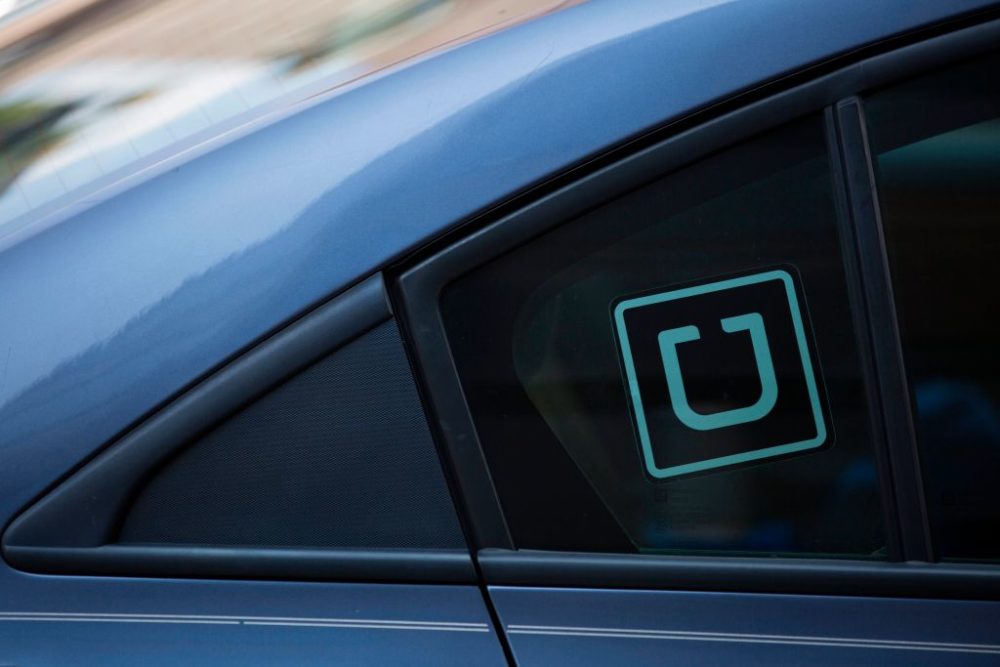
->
395;17;1000;666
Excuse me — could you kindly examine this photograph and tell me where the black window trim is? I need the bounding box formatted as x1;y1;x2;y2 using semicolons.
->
2;274;477;584
393;16;1000;598
477;549;1000;600
824;105;907;562
832;97;934;562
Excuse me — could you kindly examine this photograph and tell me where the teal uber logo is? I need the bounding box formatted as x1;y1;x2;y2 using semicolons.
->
613;269;827;480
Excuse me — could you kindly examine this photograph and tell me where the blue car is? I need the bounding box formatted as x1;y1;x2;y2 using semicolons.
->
1;0;999;664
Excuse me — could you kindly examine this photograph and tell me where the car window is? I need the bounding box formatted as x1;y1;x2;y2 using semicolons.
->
440;115;888;557
866;51;1000;563
118;319;466;550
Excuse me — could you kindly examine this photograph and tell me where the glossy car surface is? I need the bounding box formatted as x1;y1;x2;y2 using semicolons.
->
1;0;998;664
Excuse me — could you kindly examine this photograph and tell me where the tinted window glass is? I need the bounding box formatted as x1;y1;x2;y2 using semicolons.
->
120;320;466;549
442;116;887;557
867;52;1000;562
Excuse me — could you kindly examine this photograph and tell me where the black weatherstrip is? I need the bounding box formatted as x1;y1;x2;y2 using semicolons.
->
478;550;1000;600
834;99;932;562
825;107;904;561
3;545;474;583
395;268;515;551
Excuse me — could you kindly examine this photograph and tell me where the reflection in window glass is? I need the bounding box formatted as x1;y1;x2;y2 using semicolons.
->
442;116;887;557
867;52;1000;562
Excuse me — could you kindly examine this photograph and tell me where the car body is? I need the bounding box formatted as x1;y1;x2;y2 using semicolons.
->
0;0;999;664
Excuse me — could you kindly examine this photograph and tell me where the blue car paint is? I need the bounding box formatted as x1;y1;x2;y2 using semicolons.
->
0;580;505;666
489;586;1000;665
0;0;998;664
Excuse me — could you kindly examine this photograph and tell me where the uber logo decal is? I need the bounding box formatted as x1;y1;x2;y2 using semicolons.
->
613;269;828;480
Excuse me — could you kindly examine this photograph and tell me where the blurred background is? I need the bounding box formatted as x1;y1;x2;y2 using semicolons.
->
0;0;578;237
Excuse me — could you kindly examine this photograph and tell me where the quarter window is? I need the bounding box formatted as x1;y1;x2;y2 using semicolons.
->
120;320;465;549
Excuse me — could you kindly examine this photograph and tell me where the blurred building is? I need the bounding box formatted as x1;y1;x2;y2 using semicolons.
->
0;0;579;236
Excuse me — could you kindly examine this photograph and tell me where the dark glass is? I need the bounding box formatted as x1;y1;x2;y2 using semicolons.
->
867;52;1000;562
442;116;887;557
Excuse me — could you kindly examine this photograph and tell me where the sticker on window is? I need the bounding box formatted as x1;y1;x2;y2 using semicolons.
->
613;268;829;480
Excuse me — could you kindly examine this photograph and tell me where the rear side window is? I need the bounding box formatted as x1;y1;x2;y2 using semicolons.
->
866;51;1000;562
441;116;888;557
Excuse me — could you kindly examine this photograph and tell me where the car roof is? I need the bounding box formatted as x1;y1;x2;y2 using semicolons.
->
0;0;994;511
